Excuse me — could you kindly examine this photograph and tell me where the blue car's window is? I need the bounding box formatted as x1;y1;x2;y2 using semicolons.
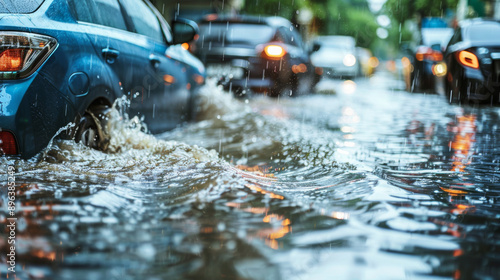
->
67;0;93;23
119;0;164;43
93;0;127;31
68;0;127;31
0;0;44;13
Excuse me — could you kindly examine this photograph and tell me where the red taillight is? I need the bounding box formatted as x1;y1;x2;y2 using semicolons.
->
292;63;307;74
0;131;18;155
0;32;57;79
263;45;286;60
0;49;24;71
431;52;443;61
315;67;323;75
457;50;479;69
416;47;443;62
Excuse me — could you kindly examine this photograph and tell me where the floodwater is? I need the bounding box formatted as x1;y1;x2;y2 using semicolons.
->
1;71;499;280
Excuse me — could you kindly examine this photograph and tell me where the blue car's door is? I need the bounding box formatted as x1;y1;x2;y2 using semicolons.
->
118;0;192;133
69;0;193;133
67;0;148;106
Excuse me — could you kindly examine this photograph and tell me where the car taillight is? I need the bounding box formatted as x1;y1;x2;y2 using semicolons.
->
0;49;24;71
457;50;479;69
416;47;443;62
0;131;18;155
262;44;286;60
0;32;57;79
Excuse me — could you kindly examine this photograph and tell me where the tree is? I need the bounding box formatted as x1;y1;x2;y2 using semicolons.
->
240;0;378;49
241;0;309;20
384;0;460;25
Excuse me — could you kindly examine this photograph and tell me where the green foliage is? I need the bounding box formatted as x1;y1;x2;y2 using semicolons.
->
340;8;378;48
240;0;382;50
384;0;460;24
241;0;308;19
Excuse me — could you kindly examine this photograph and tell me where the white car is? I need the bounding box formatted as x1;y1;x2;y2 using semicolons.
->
310;36;359;79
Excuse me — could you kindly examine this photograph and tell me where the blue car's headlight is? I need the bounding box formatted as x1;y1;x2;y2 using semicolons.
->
0;32;57;80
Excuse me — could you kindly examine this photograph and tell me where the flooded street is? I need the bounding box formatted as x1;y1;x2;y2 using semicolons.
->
1;71;500;280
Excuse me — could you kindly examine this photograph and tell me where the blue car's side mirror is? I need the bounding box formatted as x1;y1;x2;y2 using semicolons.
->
172;18;199;45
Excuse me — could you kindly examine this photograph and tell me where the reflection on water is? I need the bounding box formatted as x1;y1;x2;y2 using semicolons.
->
449;114;476;173
1;75;499;279
342;80;357;95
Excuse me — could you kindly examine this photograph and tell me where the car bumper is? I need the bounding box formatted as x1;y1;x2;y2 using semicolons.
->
463;67;500;101
463;79;500;101
0;73;76;158
319;64;358;78
220;77;274;94
209;58;292;95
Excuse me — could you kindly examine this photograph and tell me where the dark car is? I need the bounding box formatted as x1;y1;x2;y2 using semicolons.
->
444;19;500;104
410;26;453;93
0;0;205;159
193;15;316;97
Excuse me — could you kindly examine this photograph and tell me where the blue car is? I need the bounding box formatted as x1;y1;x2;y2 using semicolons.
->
0;0;205;158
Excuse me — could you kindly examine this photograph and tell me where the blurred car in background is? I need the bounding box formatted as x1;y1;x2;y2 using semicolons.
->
356;47;379;77
310;35;359;79
443;18;500;104
0;0;204;158
410;21;454;93
194;15;316;97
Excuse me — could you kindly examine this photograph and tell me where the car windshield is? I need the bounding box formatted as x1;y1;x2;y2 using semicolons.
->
199;22;275;46
467;23;500;42
421;28;454;47
0;0;44;13
321;44;351;52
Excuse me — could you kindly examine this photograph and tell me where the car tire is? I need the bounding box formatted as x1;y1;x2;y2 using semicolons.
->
269;81;288;98
447;78;468;105
411;70;421;93
187;91;198;122
491;91;500;105
74;105;110;151
291;74;312;97
446;80;457;104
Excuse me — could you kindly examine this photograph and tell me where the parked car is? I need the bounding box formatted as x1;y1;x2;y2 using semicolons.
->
356;47;378;77
0;0;204;159
410;26;453;93
194;15;316;97
310;35;359;79
443;18;500;104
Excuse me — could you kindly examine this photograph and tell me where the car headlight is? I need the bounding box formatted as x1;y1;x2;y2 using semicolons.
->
343;54;356;67
432;62;447;77
0;32;58;80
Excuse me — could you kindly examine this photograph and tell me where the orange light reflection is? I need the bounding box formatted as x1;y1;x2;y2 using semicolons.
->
449;115;476;173
226;202;291;250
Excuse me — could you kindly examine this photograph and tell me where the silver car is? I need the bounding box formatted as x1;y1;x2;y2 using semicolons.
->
310;35;359;79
